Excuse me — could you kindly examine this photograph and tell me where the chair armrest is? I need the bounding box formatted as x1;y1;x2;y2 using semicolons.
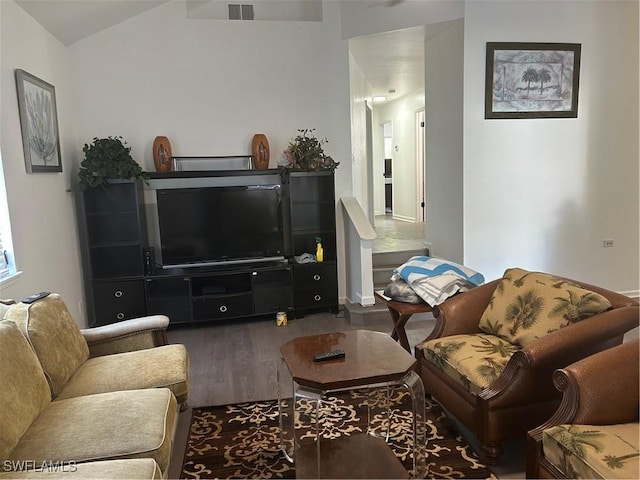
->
81;315;170;357
516;305;639;370
526;340;639;477
479;305;639;405
427;279;499;339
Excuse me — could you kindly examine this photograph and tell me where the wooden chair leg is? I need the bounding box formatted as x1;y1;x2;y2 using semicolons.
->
483;442;503;465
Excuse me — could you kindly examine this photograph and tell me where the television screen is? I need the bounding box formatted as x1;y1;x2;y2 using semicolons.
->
156;185;284;268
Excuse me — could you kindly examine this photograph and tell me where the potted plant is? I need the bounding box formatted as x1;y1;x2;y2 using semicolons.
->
283;129;339;171
77;136;148;189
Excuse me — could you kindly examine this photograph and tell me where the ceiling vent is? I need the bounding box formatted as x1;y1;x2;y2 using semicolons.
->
228;4;254;20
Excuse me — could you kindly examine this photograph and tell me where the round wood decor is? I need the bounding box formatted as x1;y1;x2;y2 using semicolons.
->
153;136;172;172
251;134;270;170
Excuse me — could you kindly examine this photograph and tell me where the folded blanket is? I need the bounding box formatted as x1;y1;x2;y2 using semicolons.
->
391;256;484;306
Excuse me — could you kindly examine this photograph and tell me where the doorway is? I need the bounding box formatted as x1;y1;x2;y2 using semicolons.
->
416;110;425;222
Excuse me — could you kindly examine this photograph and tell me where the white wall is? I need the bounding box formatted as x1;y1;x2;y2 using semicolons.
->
464;1;639;292
425;19;464;263
0;0;85;321
373;90;425;223
1;0;354;318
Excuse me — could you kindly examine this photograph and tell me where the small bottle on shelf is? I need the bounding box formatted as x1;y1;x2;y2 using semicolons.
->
315;237;324;262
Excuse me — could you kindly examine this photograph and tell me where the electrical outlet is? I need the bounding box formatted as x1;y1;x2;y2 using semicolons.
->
603;239;615;248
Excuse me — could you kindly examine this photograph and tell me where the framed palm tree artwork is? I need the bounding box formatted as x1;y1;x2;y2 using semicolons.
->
15;69;63;173
485;42;581;119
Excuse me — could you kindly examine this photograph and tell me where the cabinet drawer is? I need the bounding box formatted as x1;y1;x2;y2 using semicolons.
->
192;292;253;321
93;280;146;326
294;285;337;309
293;263;337;287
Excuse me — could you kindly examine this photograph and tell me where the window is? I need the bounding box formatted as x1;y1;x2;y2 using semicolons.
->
0;150;17;282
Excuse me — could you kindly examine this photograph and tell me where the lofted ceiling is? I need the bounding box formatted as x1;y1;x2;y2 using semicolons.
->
15;0;424;103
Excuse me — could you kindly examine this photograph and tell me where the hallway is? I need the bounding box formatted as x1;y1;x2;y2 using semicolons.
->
373;215;426;253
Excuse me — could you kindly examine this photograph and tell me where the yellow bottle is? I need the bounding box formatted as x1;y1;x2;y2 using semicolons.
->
315;237;324;262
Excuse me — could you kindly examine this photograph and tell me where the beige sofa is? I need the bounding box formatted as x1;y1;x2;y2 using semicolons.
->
0;293;190;479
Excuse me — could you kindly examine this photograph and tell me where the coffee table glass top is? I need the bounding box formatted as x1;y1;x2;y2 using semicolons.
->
279;329;417;391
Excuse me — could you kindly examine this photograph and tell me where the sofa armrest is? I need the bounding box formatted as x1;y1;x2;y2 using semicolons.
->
81;315;170;357
427;279;499;339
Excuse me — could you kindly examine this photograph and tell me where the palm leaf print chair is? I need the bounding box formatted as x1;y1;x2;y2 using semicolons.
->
414;267;639;465
526;339;639;479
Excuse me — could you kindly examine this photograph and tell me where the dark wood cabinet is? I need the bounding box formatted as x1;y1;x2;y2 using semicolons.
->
286;170;338;317
76;170;337;326
76;180;148;327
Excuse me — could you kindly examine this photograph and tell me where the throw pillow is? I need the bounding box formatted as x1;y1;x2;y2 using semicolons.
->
479;268;612;347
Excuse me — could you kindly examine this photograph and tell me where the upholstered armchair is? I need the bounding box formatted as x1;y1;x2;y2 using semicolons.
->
526;339;639;479
414;268;639;465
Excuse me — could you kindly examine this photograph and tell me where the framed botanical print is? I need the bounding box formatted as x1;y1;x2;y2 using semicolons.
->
15;69;63;172
485;42;581;119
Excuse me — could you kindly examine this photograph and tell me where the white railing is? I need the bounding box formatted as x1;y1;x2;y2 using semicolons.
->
340;197;376;306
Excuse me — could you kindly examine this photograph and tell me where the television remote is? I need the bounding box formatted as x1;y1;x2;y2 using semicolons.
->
313;349;345;362
21;291;51;304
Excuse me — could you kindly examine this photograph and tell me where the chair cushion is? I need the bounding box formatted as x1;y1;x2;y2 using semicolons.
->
478;268;612;347
55;344;189;403
0;321;52;461
420;333;519;394
6;294;90;398
0;459;162;479
7;388;177;475
542;423;639;479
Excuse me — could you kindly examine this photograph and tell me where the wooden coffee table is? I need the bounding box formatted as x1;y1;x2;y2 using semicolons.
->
277;330;426;479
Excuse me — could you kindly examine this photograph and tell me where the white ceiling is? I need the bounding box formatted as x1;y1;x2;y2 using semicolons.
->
15;0;424;102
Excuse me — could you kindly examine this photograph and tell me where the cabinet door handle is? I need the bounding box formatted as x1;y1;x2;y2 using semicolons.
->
116;312;125;320
220;305;228;313
314;294;322;302
114;290;123;298
313;274;321;281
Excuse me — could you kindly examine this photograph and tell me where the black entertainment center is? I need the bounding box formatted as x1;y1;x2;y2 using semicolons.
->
75;168;338;327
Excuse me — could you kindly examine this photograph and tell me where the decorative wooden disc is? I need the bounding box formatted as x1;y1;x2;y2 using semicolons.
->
251;134;270;170
153;136;172;172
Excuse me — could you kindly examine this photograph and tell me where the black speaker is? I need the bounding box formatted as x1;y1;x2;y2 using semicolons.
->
143;247;155;275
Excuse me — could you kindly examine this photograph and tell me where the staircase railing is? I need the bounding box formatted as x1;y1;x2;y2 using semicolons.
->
340;197;376;306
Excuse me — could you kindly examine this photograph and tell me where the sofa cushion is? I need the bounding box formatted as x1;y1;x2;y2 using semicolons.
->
55;344;189;404
0;459;162;479
7;388;177;475
542;423;639;479
478;268;612;347
0;321;52;461
6;294;90;397
420;333;519;394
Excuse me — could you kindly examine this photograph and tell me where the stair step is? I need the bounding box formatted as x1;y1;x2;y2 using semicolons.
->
372;248;428;269
344;297;391;326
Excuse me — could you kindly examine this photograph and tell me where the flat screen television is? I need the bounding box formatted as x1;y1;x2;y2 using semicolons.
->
156;184;284;268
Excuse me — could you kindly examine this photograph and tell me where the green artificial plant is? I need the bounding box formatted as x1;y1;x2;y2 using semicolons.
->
283;129;339;171
78;136;148;190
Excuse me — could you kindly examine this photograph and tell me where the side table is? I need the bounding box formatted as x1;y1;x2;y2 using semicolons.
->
375;291;433;352
277;330;426;479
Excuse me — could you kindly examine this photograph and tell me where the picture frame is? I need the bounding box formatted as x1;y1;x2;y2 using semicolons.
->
485;42;581;119
15;69;62;172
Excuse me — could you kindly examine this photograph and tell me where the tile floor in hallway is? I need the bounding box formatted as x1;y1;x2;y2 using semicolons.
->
373;214;427;253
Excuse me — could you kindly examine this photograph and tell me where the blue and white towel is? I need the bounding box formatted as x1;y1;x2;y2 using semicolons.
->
391;256;484;306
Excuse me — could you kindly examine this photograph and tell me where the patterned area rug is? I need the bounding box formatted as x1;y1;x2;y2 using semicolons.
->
181;390;495;479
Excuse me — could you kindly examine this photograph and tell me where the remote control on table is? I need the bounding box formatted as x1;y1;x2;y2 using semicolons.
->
21;291;51;304
313;349;345;362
